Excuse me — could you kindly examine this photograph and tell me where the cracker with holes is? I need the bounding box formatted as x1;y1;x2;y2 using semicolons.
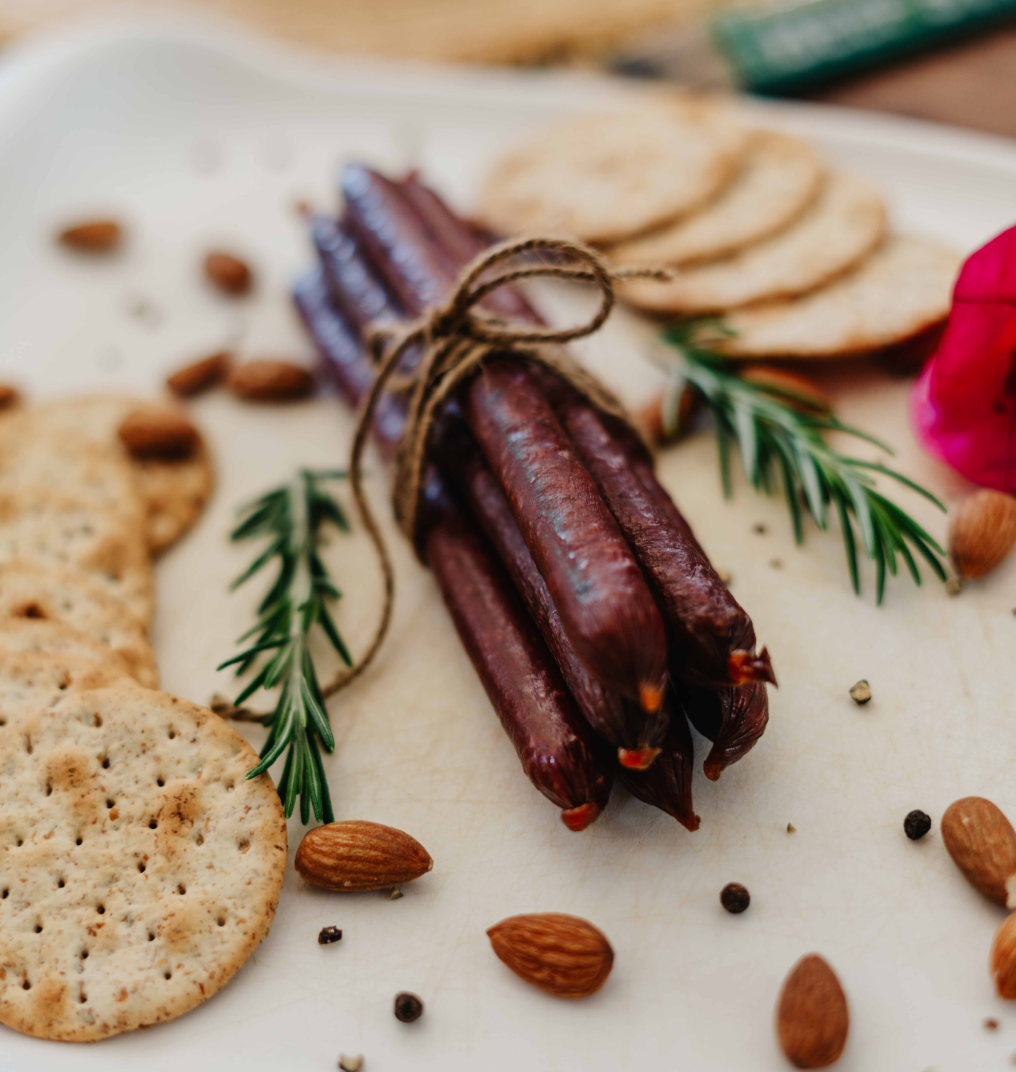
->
0;619;135;683
620;173;885;314
609;130;824;267
0;563;157;688
0;487;153;624
478;100;747;243
13;396;213;555
0;685;286;1041
0;425;145;531
0;651;129;731
711;235;962;358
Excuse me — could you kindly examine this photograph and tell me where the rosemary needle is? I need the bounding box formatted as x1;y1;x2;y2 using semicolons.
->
218;468;351;823
659;324;947;603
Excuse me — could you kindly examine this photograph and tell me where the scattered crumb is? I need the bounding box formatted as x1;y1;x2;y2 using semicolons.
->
752;523;767;535
339;1056;363;1072
294;198;314;218
985;1018;999;1030
904;810;932;841
849;680;872;705
786;823;796;834
718;570;732;585
769;558;782;569
124;294;161;327
390;888;403;901
945;577;962;596
318;926;343;945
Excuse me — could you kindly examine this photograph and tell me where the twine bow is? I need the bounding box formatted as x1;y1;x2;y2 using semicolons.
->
322;235;670;701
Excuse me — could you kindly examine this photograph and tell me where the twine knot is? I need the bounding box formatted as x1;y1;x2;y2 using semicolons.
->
324;235;670;700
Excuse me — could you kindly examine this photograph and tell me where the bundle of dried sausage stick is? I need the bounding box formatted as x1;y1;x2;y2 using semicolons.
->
293;164;775;833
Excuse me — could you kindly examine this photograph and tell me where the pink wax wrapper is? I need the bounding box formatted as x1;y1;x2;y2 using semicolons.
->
911;225;1016;492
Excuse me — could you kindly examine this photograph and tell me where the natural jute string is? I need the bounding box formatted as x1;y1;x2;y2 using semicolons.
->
313;235;670;701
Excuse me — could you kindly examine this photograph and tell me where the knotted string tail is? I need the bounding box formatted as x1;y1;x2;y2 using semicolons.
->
320;236;671;702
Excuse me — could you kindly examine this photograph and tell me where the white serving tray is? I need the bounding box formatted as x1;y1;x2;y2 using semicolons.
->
1;16;1015;1072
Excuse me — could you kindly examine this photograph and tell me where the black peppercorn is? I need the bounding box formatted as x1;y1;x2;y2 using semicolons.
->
318;926;343;945
904;810;932;841
720;882;750;914
394;991;424;1022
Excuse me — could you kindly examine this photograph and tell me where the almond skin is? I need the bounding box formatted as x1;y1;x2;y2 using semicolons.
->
637;383;698;445
58;219;122;252
486;912;613;999
941;796;1016;907
228;360;315;403
741;366;831;413
776;954;849;1069
204;250;253;295
294;820;433;892
167;351;231;397
118;407;200;460
991;911;1016;998
950;490;1016;579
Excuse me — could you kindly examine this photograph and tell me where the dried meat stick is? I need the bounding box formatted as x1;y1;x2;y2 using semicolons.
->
619;705;700;831
394;171;775;689
554;391;775;688
439;420;666;768
682;681;770;781
341;162;669;712
427;496;613;830
293;268;613;828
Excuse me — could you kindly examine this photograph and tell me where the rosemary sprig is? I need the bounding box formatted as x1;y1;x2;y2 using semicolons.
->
218;469;352;823
660;324;947;603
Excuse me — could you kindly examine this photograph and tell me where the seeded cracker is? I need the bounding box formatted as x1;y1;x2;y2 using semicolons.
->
620;173;885;315
610;130;824;267
0;563;157;688
478;100;747;243
0;685;286;1041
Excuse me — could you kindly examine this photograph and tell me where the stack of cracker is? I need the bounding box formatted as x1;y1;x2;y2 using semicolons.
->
478;98;962;359
0;395;287;1042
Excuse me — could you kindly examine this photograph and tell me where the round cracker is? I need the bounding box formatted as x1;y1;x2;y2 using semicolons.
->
609;130;823;267
0;651;130;730
0;563;157;688
19;397;213;556
478;99;747;243
0;618;133;679
620;172;885;315
710;235;961;359
0;487;154;625
0;426;145;532
0;685;287;1041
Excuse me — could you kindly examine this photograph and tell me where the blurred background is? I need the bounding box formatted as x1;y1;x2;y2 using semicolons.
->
0;0;1014;135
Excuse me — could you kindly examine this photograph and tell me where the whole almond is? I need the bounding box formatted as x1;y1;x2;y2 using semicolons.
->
941;796;1016;907
228;360;315;403
950;490;1016;579
741;366;831;413
58;219;122;252
204;250;253;295
167;351;231;397
486;912;613;999
776;954;849;1069
117;407;200;460
991;911;1016;998
294;820;432;891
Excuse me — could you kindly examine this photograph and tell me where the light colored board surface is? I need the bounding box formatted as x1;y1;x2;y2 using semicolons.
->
0;17;1015;1072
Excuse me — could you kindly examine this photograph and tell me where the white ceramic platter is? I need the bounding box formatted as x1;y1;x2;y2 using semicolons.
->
0;16;1015;1072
